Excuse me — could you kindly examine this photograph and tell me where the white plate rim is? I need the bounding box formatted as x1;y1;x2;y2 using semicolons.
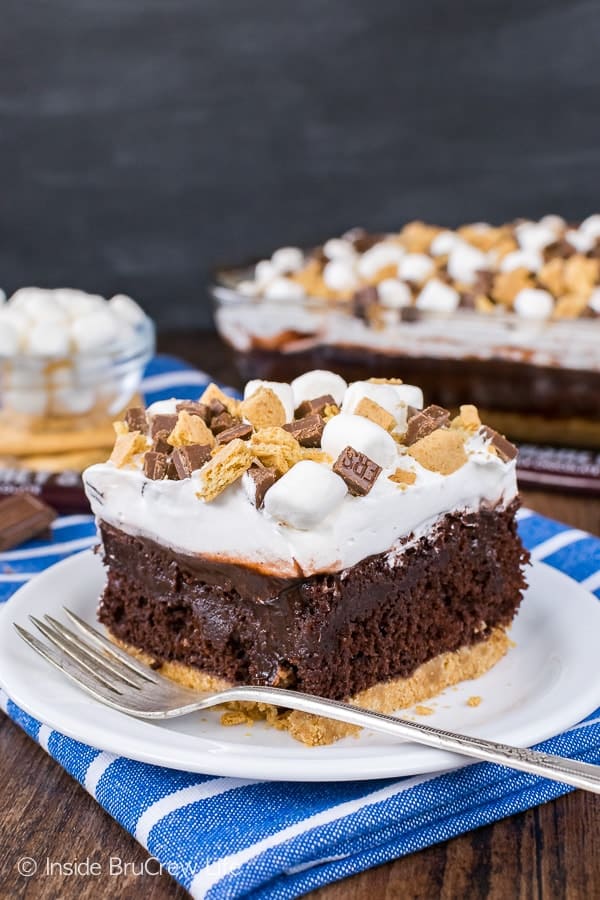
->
0;550;599;782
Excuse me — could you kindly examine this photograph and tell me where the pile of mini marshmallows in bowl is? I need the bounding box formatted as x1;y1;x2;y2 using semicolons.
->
0;287;150;418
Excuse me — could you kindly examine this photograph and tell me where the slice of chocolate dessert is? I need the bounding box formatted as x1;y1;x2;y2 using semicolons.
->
84;372;529;745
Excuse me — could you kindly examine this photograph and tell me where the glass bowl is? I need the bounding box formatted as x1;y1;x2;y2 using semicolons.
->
0;313;155;466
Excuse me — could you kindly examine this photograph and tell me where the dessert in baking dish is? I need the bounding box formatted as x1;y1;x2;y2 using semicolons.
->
213;216;600;447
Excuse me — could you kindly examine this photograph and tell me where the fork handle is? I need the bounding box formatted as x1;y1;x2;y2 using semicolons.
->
217;686;600;794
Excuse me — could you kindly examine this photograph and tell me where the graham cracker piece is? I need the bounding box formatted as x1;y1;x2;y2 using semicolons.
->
300;447;332;464
537;257;564;296
388;467;417;485
457;224;504;252
198;382;239;416
367;377;403;385
196;438;253;502
474;295;495;314
407;428;468;475
452;404;481;432
241;387;286;429
250;426;302;473
563;255;597;295
113;420;129;436
367;263;398;285
553;293;590;319
110;431;147;468
492;268;533;306
399;220;439;252
168;410;215;448
355;396;396;432
491;234;518;260
322;402;340;422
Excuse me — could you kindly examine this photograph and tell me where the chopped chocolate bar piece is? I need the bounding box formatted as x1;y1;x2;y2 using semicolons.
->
245;463;278;508
405;405;450;445
353;285;379;321
143;451;169;481
150;414;178;439
125;407;148;434
152;430;172;455
295;394;336;419
480;426;518;462
333;446;382;496
0;493;56;551
211;412;237;435
216;423;253;445
283;414;325;447
171;444;213;479
176;401;210;423
208;398;227;418
400;306;419;322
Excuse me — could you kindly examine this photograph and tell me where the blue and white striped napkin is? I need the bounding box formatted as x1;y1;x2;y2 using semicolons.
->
1;355;599;900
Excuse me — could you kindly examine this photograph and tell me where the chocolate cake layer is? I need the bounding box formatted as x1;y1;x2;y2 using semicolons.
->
234;347;600;423
98;499;528;701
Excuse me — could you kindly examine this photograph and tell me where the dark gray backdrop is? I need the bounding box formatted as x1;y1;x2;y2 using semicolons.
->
1;0;599;328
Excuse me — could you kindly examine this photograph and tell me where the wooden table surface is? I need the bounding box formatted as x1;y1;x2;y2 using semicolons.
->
1;332;599;899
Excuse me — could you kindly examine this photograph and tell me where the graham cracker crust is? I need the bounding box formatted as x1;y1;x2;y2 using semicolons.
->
111;627;511;746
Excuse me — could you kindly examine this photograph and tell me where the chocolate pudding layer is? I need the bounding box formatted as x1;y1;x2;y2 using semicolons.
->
98;499;528;702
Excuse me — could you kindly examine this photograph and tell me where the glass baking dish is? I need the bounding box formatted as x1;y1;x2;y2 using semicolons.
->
211;261;600;448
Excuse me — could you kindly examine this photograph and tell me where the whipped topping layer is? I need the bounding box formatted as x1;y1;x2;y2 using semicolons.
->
84;371;518;578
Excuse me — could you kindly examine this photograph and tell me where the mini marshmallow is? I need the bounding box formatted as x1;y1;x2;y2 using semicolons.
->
254;260;277;284
291;370;347;407
237;280;261;297
357;242;405;279
515;222;556;253
580;214;600;239
377;279;412;309
244;379;294;421
321;413;398;468
394;384;424;409
10;288;68;324
271;246;304;273
588;287;600;313
429;230;462;256
264;460;347;530
446;243;488;284
513;288;554;320
27;322;70;357
416;279;460;314
0;320;20;355
322;259;359;292
263;277;306;301
9;287;53;312
0;307;28;340
341;380;423;428
564;229;595;254
70;310;119;352
109;294;147;325
499;249;543;273
323;238;357;261
54;289;108;317
397;253;435;284
539;214;566;234
146;398;179;415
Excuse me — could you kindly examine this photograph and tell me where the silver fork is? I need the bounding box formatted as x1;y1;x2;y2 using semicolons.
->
14;609;600;794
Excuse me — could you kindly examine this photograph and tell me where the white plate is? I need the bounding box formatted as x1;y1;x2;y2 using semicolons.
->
1;551;599;782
